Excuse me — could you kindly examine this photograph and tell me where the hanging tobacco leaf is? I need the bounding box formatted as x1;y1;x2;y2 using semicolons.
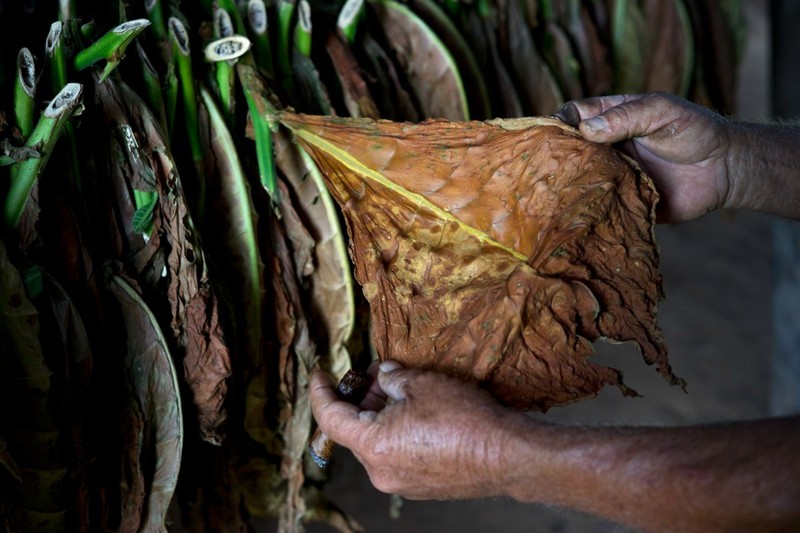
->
107;274;182;533
274;129;356;380
269;215;316;532
499;0;564;116
357;33;419;121
279;112;684;410
406;0;492;120
642;0;694;96
609;0;648;93
325;30;381;120
456;4;524;118
369;0;469;121
94;76;232;445
0;239;66;532
555;0;613;97
198;86;265;372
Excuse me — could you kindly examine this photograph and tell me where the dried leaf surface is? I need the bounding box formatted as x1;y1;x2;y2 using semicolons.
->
95;77;232;444
280;112;682;409
274;130;355;380
108;274;182;532
371;0;469;121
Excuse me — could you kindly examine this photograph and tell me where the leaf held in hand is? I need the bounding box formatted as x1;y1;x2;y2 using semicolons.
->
279;112;683;410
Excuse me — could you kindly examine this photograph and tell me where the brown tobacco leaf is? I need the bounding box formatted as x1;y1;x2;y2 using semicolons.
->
94;76;232;444
107;274;182;532
279;113;684;410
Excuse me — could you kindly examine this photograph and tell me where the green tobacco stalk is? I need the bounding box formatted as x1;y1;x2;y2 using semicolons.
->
247;0;274;77
4;83;83;230
74;19;151;81
277;0;295;89
144;0;167;44
337;0;364;43
211;9;237;125
136;41;169;136
14;48;37;140
45;22;67;93
169;16;206;217
294;0;312;57
237;62;280;212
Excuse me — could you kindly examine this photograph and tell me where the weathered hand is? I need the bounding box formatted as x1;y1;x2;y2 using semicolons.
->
309;361;522;500
555;93;733;222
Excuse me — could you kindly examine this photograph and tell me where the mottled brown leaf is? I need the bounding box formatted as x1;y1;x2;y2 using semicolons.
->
279;113;683;410
642;0;694;96
94;77;232;444
274;130;355;380
325;31;381;120
108;274;182;533
370;0;469;121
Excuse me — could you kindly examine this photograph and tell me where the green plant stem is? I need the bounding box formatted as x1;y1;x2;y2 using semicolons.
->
170;16;206;219
216;0;246;35
237;62;280;213
247;0;274;77
337;0;364;43
14;48;36;140
277;0;295;90
4;83;83;231
74;19;151;81
145;0;168;44
46;22;68;93
158;60;177;142
136;41;169;136
294;0;312;57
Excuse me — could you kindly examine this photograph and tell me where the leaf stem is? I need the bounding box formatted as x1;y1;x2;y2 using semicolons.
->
14;48;37;140
74;19;151;81
247;0;274;77
4;83;83;231
337;0;364;43
236;63;280;213
294;0;312;58
169;16;206;218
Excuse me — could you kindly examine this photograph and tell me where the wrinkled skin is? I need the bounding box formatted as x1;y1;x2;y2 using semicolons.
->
311;361;516;500
311;93;800;531
555;92;731;222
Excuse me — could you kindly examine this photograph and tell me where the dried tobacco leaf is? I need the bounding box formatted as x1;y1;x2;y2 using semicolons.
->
274;129;355;380
94;76;232;444
0;239;66;532
406;0;492;120
107;274;182;532
198;86;265;371
279;113;683;410
500;0;564;116
369;0;469;121
325;30;380;120
642;0;694;96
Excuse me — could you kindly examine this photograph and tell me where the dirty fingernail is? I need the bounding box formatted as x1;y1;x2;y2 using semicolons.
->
379;360;402;373
582;116;607;132
359;410;377;422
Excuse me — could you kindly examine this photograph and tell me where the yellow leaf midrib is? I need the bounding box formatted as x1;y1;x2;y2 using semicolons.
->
292;127;527;262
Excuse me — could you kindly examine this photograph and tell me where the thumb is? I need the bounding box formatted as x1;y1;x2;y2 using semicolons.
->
377;360;411;402
576;93;681;144
309;369;369;448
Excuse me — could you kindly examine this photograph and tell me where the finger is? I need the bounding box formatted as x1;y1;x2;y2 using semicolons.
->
554;94;644;127
358;360;389;411
309;370;371;448
377;360;411;402
577;93;686;144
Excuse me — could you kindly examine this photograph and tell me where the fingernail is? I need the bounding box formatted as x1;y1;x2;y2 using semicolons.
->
359;410;377;422
379;360;402;373
582;116;607;132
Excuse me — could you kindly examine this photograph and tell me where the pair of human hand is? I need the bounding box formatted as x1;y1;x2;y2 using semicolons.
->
309;92;746;501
